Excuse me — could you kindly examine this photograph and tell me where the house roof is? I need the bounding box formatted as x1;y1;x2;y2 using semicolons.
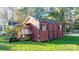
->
8;21;22;26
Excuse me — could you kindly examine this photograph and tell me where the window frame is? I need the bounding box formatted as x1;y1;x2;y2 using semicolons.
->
40;23;48;31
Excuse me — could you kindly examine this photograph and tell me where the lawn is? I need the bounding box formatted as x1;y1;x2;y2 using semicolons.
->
0;35;79;51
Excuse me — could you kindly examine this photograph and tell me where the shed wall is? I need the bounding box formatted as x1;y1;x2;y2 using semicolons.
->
29;18;40;41
48;23;54;40
25;17;64;42
39;22;48;41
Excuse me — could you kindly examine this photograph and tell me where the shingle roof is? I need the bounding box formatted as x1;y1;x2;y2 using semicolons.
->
39;18;57;23
23;16;59;24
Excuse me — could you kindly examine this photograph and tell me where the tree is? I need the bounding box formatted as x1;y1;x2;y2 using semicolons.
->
47;7;64;21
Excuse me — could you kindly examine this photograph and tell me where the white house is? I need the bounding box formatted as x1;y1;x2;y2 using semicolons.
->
0;18;7;32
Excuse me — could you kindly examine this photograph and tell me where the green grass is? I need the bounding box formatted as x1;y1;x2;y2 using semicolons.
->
0;35;79;51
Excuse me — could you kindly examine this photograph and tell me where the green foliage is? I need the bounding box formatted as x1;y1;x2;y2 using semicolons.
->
74;23;79;29
46;7;64;21
4;26;15;34
65;29;70;32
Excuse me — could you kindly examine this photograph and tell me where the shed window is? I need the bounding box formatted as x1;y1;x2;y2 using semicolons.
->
41;24;47;30
58;25;62;30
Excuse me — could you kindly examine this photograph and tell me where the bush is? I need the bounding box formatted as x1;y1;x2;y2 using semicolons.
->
74;23;79;29
4;26;15;35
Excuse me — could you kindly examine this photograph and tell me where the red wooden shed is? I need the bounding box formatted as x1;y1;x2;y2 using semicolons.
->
23;16;64;42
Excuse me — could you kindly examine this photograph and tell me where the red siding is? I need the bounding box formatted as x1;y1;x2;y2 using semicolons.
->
31;25;39;41
58;31;64;38
48;23;54;40
40;31;48;41
53;24;58;31
39;22;48;41
48;23;54;31
53;32;58;39
30;23;63;41
48;32;54;40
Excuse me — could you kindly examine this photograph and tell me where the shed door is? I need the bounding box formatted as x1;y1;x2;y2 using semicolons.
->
40;22;48;41
48;23;54;40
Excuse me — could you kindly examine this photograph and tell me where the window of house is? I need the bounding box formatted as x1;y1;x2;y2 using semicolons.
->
0;26;3;31
41;24;47;31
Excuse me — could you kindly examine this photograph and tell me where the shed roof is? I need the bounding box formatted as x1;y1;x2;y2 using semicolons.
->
30;16;57;21
39;18;57;23
33;16;59;24
23;16;60;24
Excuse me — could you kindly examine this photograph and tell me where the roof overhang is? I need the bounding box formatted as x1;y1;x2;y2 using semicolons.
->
23;16;30;25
